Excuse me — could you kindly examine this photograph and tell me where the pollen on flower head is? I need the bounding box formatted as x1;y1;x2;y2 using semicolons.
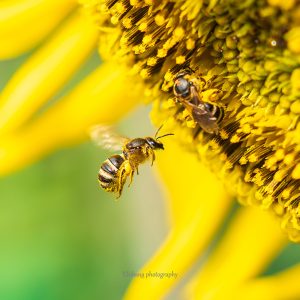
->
81;0;300;241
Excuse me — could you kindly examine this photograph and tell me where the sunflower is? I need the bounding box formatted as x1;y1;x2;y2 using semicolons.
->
2;0;300;299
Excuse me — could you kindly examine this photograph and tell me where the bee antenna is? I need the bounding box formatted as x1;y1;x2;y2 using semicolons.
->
156;133;174;140
154;124;164;139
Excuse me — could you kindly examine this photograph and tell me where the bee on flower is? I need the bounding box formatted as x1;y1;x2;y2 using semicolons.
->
2;0;300;300
173;69;225;134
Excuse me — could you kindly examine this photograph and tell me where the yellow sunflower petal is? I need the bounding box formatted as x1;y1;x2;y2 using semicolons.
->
0;62;142;176
187;206;287;300
124;140;233;300
0;0;77;59
0;10;98;137
232;263;300;300
156;139;233;228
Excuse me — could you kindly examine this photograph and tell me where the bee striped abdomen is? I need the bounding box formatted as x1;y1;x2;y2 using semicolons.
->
214;106;224;124
98;154;125;191
204;102;224;123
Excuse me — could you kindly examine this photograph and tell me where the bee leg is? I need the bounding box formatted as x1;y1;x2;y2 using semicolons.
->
116;177;123;199
117;166;128;196
150;150;156;166
116;188;122;199
145;145;155;166
128;169;134;187
117;180;125;199
116;181;122;199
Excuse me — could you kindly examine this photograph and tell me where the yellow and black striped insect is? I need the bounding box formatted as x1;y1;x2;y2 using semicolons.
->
173;69;224;134
90;125;173;198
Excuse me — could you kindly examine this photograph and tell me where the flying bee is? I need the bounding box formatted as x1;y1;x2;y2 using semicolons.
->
173;69;224;134
90;125;173;198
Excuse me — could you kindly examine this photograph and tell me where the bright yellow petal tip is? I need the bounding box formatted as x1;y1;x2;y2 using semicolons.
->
0;0;77;59
0;62;142;176
0;10;98;137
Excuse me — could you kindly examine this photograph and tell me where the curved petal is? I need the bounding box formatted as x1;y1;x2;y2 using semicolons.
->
0;10;98;136
187;206;287;300
124;139;233;300
231;263;300;300
0;0;77;59
0;62;142;176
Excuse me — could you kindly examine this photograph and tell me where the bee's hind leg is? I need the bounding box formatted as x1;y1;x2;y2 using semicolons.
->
116;165;130;197
128;169;135;187
116;186;123;199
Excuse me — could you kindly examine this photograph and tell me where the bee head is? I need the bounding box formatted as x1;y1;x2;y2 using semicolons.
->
145;137;164;150
147;124;174;150
173;76;191;98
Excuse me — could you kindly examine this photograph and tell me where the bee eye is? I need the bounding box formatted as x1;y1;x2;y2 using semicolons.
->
174;77;190;98
145;138;155;148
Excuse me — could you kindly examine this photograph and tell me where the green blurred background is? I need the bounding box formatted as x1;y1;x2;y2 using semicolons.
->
1;50;300;300
0;51;168;300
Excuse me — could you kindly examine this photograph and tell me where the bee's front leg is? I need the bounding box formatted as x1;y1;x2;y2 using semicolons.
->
145;145;155;166
150;149;156;166
129;162;138;175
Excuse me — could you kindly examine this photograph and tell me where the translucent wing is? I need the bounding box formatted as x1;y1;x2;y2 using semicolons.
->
191;105;219;134
89;124;129;152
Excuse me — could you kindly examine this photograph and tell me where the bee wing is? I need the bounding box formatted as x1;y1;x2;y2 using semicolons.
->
89;124;129;151
192;105;219;134
189;84;201;105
